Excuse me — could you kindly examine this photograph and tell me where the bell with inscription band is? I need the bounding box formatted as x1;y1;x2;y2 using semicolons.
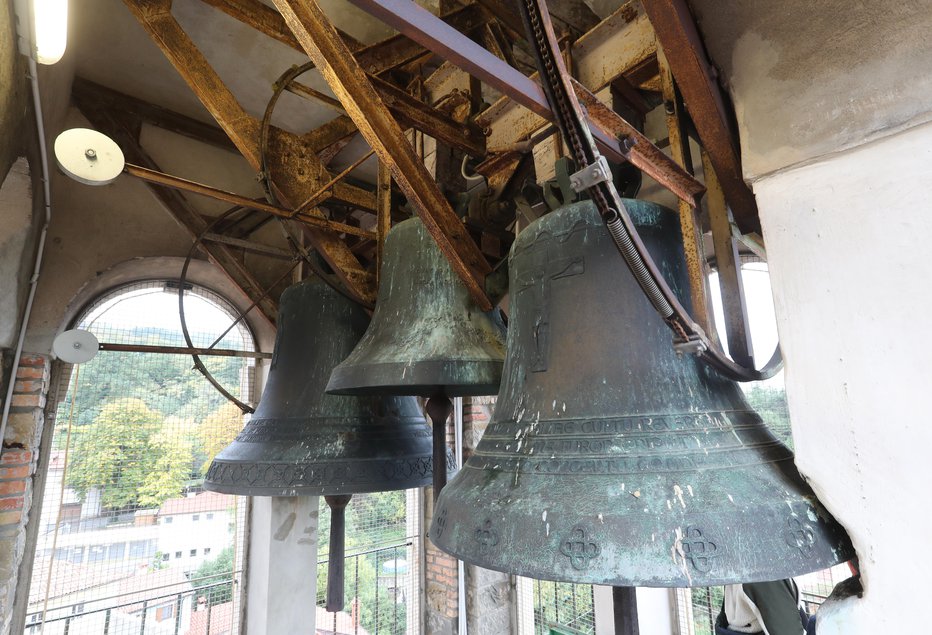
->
205;279;445;612
430;199;854;587
327;217;506;499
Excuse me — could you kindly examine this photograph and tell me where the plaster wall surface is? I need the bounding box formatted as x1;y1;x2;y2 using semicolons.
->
688;0;932;179
0;3;26;183
754;121;932;632
0;159;35;349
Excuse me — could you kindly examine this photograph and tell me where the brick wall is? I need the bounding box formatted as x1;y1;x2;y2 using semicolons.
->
424;410;459;635
0;353;49;635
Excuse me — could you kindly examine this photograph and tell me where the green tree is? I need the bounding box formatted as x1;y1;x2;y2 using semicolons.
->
138;426;194;507
197;403;245;475
191;546;235;606
66;398;194;510
67;398;160;510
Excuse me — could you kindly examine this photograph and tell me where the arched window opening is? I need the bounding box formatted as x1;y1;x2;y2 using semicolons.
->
25;280;255;634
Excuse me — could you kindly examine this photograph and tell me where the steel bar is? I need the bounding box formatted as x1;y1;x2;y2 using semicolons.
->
641;0;760;233
274;0;493;310
124;163;376;239
98;342;272;358
703;151;754;368
657;47;712;333
346;0;701;204
122;0;376;304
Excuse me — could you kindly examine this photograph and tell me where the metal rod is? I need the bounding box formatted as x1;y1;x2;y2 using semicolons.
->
202;233;294;259
425;391;453;502
124;163;375;239
325;494;353;612
97;343;272;359
613;587;640;635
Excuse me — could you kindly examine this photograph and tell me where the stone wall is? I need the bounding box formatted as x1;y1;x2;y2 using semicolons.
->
0;353;49;635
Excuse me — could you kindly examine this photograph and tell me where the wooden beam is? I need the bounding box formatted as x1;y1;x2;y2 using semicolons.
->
572;1;656;93
376;161;392;284
122;0;375;303
273;0;493;310
642;0;760;233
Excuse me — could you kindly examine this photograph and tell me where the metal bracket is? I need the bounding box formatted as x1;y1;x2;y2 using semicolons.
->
673;333;708;356
568;155;612;193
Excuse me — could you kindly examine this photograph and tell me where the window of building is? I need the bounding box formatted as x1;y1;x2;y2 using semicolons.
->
25;280;253;633
206;513;214;520
193;514;200;522
204;548;211;556
191;549;198;557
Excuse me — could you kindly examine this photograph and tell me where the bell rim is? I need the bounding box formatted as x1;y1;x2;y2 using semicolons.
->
327;358;503;397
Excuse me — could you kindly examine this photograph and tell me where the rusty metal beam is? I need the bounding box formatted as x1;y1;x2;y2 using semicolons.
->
641;0;760;233
369;76;485;156
376;161;392;284
274;0;493;310
98;342;273;359
122;0;375;303
570;80;704;203
123;163;376;239
345;0;699;203
72;77;237;153
75;104;279;325
703;151;754;368
197;0;363;53
657;47;711;334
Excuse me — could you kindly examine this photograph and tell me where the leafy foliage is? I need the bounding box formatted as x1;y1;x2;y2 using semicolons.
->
197;403;245;475
191;546;235;607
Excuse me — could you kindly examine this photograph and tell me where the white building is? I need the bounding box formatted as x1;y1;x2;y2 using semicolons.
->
157;491;237;573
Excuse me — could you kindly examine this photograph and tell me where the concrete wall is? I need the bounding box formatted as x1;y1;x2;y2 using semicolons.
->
753;121;932;632
689;0;932;180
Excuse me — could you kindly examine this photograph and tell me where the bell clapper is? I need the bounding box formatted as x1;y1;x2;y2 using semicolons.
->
425;390;453;501
324;494;353;612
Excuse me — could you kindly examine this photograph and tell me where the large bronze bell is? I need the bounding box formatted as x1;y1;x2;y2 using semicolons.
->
430;199;854;586
328;217;506;496
205;279;442;611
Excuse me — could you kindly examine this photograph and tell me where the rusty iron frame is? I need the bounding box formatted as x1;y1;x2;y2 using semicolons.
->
345;0;702;207
642;0;760;234
703;151;754;367
657;47;712;334
273;0;493;310
122;0;376;304
123;163;376;239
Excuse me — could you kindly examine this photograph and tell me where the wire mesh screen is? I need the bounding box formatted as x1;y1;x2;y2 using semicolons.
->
516;577;596;635
25;280;255;634
316;488;421;635
673;563;853;635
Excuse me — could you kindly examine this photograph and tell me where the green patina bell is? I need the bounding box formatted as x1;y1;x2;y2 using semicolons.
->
327;216;506;498
430;199;854;587
327;216;506;398
205;278;446;611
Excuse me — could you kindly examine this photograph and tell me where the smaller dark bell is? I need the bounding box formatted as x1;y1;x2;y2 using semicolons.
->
327;217;506;398
204;279;450;497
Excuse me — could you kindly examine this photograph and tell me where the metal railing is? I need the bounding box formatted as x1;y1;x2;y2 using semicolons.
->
533;580;596;635
24;572;240;635
316;539;415;635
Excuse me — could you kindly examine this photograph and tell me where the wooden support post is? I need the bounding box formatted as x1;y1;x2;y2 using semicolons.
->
273;0;493;310
703;151;755;368
657;47;712;334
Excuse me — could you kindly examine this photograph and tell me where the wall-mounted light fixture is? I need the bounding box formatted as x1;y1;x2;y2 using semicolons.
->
13;0;68;65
